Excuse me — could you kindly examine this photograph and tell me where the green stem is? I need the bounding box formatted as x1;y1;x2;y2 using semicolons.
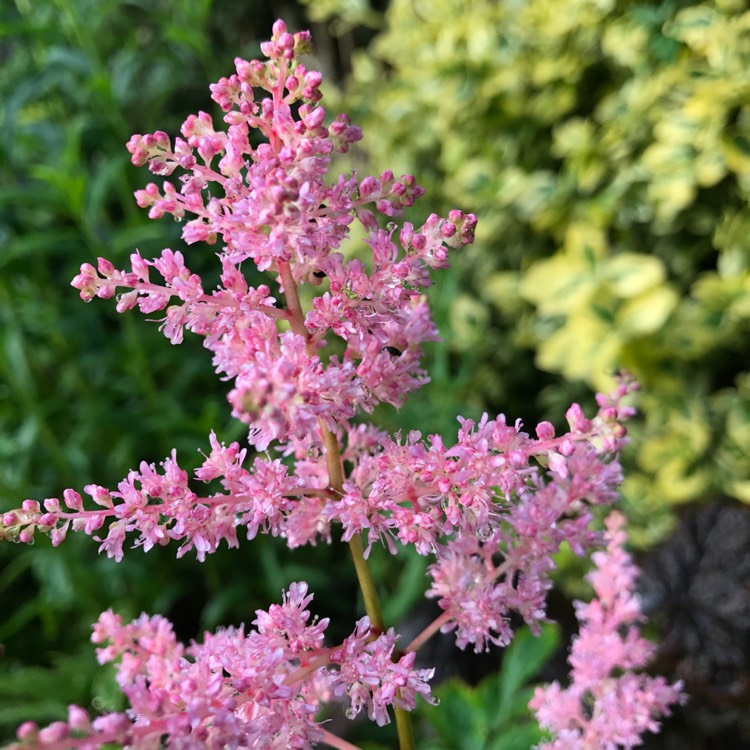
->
320;428;384;630
279;261;415;750
349;532;385;630
395;703;417;750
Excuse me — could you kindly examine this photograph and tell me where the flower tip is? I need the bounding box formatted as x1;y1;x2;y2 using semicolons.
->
17;721;39;741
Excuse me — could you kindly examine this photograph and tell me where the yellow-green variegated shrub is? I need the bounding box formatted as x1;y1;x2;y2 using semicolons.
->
311;0;750;545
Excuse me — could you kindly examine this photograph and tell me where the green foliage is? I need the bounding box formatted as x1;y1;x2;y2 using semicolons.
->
0;647;107;729
5;0;725;743
322;0;750;546
300;0;382;33
417;624;560;750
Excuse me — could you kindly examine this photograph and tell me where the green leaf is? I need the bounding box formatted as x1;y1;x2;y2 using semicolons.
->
0;230;83;268
603;253;665;298
485;723;544;750
495;624;560;711
83;153;130;235
381;548;428;624
421;625;560;749
429;678;489;750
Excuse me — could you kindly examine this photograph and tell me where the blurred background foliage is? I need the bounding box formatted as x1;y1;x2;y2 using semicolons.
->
2;0;748;746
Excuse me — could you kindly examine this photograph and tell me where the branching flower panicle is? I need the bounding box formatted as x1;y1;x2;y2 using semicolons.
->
0;18;679;750
529;512;685;749
10;585;432;750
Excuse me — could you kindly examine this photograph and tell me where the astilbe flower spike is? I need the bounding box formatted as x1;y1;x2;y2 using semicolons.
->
8;583;434;750
529;512;686;749
68;19;475;452
1;18;679;750
3;379;638;654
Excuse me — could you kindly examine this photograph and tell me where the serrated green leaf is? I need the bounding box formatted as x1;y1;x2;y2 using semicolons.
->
475;624;560;727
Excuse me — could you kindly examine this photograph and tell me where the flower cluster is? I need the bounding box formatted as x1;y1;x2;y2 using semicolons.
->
529;512;685;749
9;583;433;750
1;16;639;657
3;379;636;654
1;18;679;750
70;18;475;451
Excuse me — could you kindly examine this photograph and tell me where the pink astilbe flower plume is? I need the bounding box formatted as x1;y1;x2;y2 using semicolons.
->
8;584;433;750
529;512;685;749
68;17;475;452
0;17;680;750
2;379;635;586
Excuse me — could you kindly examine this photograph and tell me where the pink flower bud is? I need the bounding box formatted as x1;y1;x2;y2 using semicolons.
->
18;528;34;544
76;261;97;279
148;131;166;150
375;199;395;216
130;251;150;281
116;290;139;313
39;513;57;527
440;221;457;238
96;284;116;300
16;722;39;741
97;257;115;276
559;438;575;456
67;705;90;731
294;30;313;54
509;449;526;467
359;176;378;198
84;484;113;507
126;134;149;165
304;70;323;90
535;421;555;440
279;32;295;51
63;489;84;511
423;213;440;230
600;406;618;422
566;403;590;432
612;423;627;439
303;106;326;130
399;222;414;249
91;713;131;735
50;526;68;546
